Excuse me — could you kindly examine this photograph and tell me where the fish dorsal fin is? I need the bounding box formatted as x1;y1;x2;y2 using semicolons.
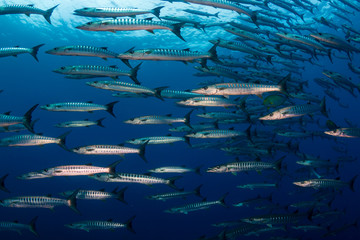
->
87;101;93;103
166;134;172;136
109;65;117;68
99;188;105;192
46;194;52;197
117;143;125;146
3;111;11;115
27;4;35;7
182;48;190;51
229;127;234;130
13;220;19;223
101;47;108;50
125;47;135;53
166;114;172;117
85;163;93;166
107;219;113;222
145;17;153;21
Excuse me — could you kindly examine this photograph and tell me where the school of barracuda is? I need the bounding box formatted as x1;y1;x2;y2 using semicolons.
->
0;0;360;239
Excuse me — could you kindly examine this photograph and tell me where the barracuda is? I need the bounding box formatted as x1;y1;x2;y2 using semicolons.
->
46;45;120;60
124;110;193;128
259;98;327;120
0;190;80;213
60;187;127;204
65;216;135;233
55;118;105;128
197;111;244;120
53;64;141;84
165;193;228;214
74;6;164;19
210;39;272;63
0;131;70;150
169;122;216;132
41;101;118;117
146;185;203;201
324;128;360;138
237;183;278;190
90;173;182;190
0;4;58;24
177;96;240;107
0;217;38;236
148;165;201;174
293;176;357;191
207;157;284;175
31;161;121;177
229;22;270;36
0;174;10;193
186;129;244;139
156;89;203;99
117;45;218;68
17;171;53;180
126;135;190;146
0;44;44;62
76;18;185;41
241;211;313;227
223;27;275;47
183;0;257;23
194;65;243;81
72;143;147;162
0;104;38;133
183;9;220;18
191;75;288;97
86;81;158;98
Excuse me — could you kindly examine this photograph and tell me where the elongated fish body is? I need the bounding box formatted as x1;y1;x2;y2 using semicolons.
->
76;19;185;41
165;193;227;214
72;145;139;156
186;129;243;138
223;27;274;47
0;134;64;147
183;0;256;22
0;44;44;62
0;104;37;130
17;171;53;180
53;65;134;79
90;173;181;190
207;160;282;174
259;100;327;120
41;101;118;117
55;118;105;128
0;217;38;236
177;96;238;107
0;4;58;24
37;163;119;177
169;123;215;132
1;196;68;209
149;166;198;174
147;185;202;201
65;216;135;233
74;6;163;19
276;33;327;51
192;82;284;96
293;178;356;190
158;89;203;99
124;115;188;125
194;65;243;81
237;183;278;190
46;45;119;60
324;128;360;138
183;9;219;17
242;213;307;226
126;136;186;145
60;188;126;203
197;111;244;120
310;33;360;53
87;81;154;95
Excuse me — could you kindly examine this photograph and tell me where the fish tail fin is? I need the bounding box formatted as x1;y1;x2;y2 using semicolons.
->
214;12;220;18
125;215;136;234
121;59;132;68
245;125;252;142
171;23;186;42
108;160;121;174
184;109;194;129
250;11;258;25
30;44;44;62
167;176;182;190
138;140;149;162
349;175;357;192
113;186;128;204
273;156;286;174
299;13;305;22
218;192;229;208
67;189;80;214
105;101;118;117
153;86;169;101
327;49;333;63
151;6;164;20
130;62;142;85
194;165;202;175
23;104;39;133
0;174;10;193
29;216;39;237
279;74;290;96
208;43;219;63
320;97;328;117
57;131;71;151
184;136;191;147
194;184;204;198
43;4;59;24
266;55;273;64
96;117;106;128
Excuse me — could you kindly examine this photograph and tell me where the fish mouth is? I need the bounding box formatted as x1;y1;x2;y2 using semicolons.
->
292;182;303;187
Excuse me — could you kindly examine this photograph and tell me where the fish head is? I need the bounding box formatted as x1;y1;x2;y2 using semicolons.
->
164;208;177;214
206;165;228;173
324;129;343;137
258;110;283;120
73;7;97;15
64;223;83;229
89;173;109;181
17;171;51;180
76;20;110;31
191;85;217;95
53;66;76;74
123;117;142;124
72;146;95;154
40;103;63;111
293;180;311;187
46;46;73;55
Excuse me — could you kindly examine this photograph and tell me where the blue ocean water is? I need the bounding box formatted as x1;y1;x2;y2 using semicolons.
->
1;0;360;239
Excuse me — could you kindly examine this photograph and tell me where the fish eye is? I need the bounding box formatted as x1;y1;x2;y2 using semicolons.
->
86;22;92;25
54;47;58;50
269;113;273;116
204;86;208;90
60;67;65;70
93;81;98;83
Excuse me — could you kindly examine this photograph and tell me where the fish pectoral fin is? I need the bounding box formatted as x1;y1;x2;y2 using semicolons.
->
108;30;117;33
266;224;272;228
88;111;93;113
119;154;125;159
223;95;229;99
146;184;153;187
231;172;237;176
146;30;155;34
256;170;262;175
256;94;263;99
25;13;31;17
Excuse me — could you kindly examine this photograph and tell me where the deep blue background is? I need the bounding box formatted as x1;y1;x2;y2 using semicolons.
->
1;0;360;239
